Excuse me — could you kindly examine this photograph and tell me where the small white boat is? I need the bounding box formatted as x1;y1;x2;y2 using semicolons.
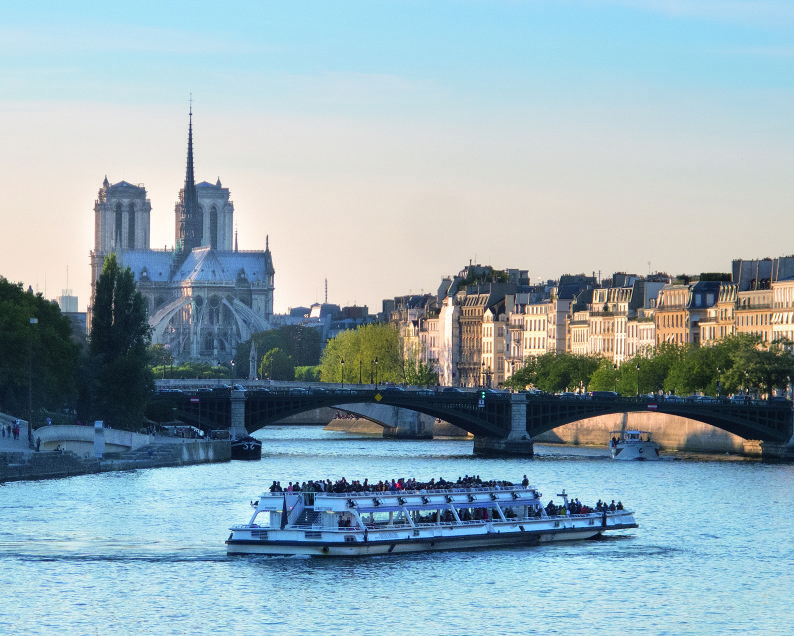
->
609;430;659;460
226;480;638;557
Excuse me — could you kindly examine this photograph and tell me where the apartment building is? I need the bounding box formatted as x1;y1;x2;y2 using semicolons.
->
735;288;775;344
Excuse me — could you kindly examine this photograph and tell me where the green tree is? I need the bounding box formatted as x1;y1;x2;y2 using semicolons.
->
148;343;174;379
239;326;322;379
504;352;599;393
87;254;154;430
319;324;402;384
405;359;439;387
295;366;321;382
0;277;80;423
259;348;294;381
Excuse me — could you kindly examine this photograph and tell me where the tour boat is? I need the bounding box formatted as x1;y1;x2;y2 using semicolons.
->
609;430;659;460
230;435;262;461
226;481;638;556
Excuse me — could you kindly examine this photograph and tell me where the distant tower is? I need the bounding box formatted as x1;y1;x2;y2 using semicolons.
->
89;175;151;330
175;106;202;253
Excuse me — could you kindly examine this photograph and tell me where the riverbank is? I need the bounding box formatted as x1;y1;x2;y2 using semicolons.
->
0;420;230;483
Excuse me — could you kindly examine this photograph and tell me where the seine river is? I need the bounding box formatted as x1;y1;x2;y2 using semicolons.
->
2;426;792;635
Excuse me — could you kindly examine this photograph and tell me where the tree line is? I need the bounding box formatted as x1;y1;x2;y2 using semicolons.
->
505;335;794;397
0;255;154;431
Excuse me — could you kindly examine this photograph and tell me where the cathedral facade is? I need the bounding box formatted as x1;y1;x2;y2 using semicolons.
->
89;110;275;363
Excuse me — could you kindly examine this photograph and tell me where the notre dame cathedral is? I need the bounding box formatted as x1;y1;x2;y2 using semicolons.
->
89;109;275;363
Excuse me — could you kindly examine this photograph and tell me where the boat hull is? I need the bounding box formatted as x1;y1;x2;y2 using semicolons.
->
610;443;659;460
226;519;638;557
230;436;262;461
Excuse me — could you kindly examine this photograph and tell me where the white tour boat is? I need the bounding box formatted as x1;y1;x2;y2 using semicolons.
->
609;430;660;460
226;481;638;557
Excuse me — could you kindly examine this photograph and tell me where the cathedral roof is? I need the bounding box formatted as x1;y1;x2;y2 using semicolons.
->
117;250;173;282
174;246;273;284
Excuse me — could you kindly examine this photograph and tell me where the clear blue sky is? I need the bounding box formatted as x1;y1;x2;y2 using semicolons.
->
1;1;792;312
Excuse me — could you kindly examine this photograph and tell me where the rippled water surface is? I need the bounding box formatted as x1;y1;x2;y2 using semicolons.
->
2;427;792;635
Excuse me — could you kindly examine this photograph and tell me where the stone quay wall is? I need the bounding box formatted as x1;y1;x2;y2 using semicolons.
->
0;440;231;484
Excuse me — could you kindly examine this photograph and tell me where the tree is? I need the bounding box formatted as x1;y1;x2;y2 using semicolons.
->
87;254;154;430
405;359;439;387
0;277;80;423
238;325;322;379
319;324;402;384
259;348;294;381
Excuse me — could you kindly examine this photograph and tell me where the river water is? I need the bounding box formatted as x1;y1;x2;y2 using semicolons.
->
1;426;792;636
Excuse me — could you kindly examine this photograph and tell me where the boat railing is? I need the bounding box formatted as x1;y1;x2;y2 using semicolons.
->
298;484;530;499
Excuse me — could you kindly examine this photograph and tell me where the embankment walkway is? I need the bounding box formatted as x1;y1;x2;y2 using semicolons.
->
0;416;230;483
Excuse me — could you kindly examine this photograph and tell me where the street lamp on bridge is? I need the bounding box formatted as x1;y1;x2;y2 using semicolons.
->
613;363;617;393
340;358;345;389
636;363;640;397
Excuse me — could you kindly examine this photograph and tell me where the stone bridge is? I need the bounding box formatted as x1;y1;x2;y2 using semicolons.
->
153;388;794;460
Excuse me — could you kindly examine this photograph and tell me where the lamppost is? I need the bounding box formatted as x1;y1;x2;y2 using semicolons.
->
636;363;640;397
481;361;485;388
744;370;748;396
374;357;378;388
28;317;38;448
231;359;235;381
717;366;721;397
359;359;362;385
340;358;345;389
162;354;167;380
613;363;618;393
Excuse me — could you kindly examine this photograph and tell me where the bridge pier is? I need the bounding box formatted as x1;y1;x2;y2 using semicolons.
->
473;394;534;457
380;409;434;439
230;390;247;438
760;435;794;462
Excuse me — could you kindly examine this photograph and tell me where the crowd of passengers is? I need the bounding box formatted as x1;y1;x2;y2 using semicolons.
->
268;475;515;494
545;498;624;516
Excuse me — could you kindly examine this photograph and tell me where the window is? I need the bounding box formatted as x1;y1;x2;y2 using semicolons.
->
128;202;136;248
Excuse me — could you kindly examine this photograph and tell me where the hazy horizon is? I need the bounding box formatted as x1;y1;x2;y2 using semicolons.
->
2;1;792;313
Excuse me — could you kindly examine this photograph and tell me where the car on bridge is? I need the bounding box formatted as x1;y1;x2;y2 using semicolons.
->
441;387;463;393
589;391;619;400
381;386;405;393
557;392;579;399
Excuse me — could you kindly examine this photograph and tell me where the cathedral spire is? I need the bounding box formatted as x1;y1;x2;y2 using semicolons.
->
179;100;202;253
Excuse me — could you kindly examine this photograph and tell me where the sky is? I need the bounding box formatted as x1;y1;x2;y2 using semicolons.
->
1;1;792;313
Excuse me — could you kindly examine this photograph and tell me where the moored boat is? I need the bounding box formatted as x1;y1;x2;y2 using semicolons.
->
609;430;659;460
230;435;262;461
226;478;638;556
